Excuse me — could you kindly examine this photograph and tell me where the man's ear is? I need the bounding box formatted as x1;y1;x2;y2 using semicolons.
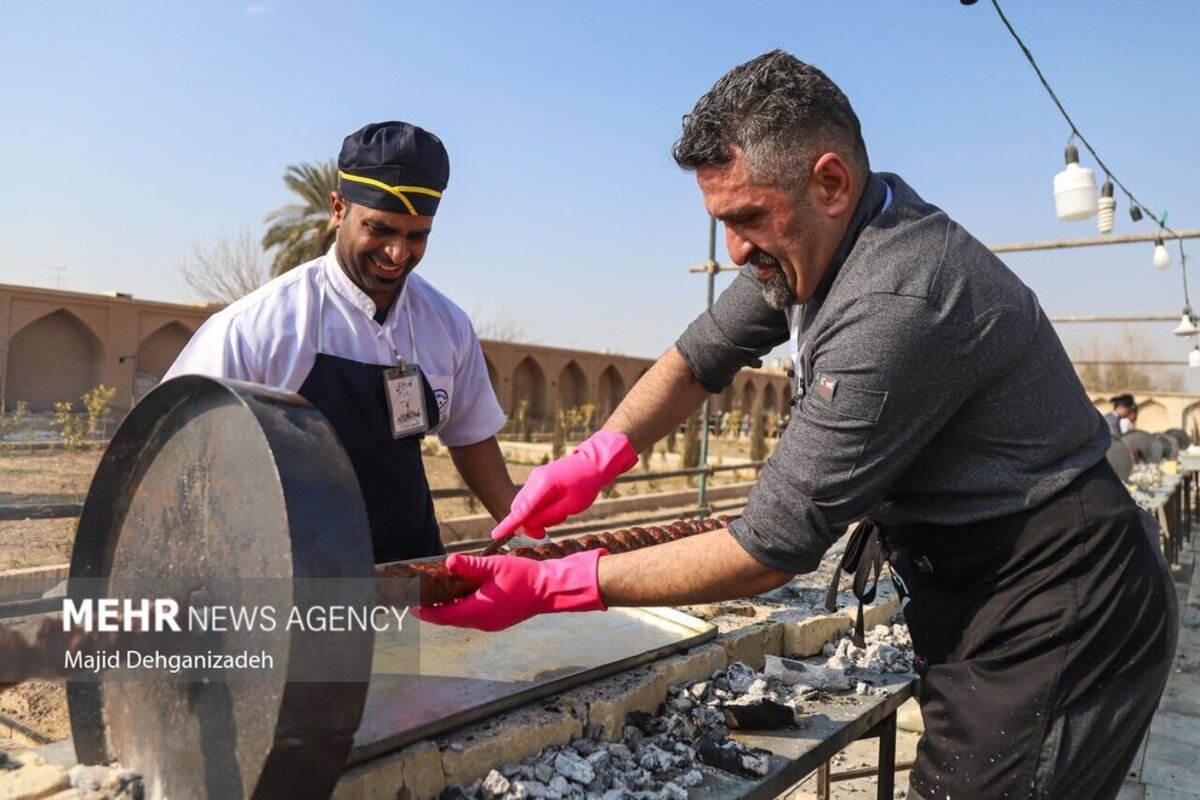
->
809;153;855;218
330;191;347;227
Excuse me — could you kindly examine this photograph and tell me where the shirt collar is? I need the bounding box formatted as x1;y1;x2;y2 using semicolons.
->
322;244;409;321
808;172;892;306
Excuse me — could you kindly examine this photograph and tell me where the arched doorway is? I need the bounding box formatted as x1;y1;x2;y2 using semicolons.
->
5;309;101;410
512;357;547;423
557;361;587;411
135;322;193;399
597;364;625;419
762;383;779;417
741;381;758;415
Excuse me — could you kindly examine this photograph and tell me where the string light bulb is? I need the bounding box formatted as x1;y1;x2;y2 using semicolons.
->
1129;204;1144;222
1153;237;1172;269
1053;144;1099;221
1189;347;1200;369
1173;308;1198;336
1097;178;1115;234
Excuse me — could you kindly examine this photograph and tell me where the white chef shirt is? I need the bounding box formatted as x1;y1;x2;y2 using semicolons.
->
165;247;505;447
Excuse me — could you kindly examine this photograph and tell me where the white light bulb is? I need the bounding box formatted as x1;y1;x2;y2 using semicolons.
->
1189;348;1200;368
1153;237;1172;269
1053;144;1099;221
1097;179;1115;234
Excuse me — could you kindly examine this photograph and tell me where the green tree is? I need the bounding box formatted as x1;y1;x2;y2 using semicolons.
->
262;160;340;276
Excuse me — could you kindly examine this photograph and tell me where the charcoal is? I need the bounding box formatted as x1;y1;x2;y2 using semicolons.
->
676;769;704;788
534;763;554;784
607;743;633;761
621;725;645;746
626;710;666;735
739;750;771;776
726;661;757;693
689;681;708;699
440;786;475;800
549;775;572;796
515;779;559;799
721;700;795;730
553;750;595;785
659;783;688;800
635;743;677;772
572;738;601;756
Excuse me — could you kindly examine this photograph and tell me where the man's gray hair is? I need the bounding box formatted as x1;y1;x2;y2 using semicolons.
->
673;50;869;191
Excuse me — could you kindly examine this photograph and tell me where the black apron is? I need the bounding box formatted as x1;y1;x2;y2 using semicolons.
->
298;352;443;563
831;459;1174;799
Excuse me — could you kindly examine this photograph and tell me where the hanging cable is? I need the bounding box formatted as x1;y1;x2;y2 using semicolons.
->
986;0;1184;249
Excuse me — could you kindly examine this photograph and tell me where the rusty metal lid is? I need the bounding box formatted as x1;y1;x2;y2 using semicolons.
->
68;376;374;799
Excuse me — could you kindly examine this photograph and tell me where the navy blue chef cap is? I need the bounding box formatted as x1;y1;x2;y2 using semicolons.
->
337;121;450;216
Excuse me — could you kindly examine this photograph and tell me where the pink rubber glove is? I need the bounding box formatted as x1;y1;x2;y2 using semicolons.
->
492;430;638;540
413;549;608;631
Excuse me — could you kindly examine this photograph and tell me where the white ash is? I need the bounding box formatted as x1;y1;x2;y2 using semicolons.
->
820;623;914;677
442;636;917;800
444;662;797;799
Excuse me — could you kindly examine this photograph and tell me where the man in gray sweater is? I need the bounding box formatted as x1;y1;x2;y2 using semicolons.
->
421;51;1176;799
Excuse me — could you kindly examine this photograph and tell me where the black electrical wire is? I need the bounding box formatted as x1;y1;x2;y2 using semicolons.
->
987;0;1189;305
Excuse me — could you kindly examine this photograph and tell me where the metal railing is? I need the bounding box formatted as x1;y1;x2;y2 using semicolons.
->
1;462;766;521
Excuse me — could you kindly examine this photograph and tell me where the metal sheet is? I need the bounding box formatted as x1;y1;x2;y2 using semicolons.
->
349;607;715;764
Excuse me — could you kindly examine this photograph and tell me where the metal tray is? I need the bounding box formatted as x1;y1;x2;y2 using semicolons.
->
350;607;715;764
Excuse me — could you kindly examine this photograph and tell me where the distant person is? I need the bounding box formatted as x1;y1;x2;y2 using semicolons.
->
166;121;517;562
1123;403;1139;434
1105;393;1136;437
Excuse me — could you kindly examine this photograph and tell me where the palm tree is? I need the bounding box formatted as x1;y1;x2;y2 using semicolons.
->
262;160;339;276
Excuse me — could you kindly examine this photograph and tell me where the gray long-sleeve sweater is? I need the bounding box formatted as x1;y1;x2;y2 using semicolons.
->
675;173;1109;574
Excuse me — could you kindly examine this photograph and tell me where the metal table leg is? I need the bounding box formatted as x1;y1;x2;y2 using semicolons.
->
876;712;897;800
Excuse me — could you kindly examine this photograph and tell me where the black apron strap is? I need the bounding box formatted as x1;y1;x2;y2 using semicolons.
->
825;519;886;647
298;352;443;562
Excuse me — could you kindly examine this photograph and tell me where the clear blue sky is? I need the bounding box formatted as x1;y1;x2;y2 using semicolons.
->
2;1;1198;381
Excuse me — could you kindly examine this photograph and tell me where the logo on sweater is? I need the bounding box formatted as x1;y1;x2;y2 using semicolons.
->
817;374;837;401
434;388;449;409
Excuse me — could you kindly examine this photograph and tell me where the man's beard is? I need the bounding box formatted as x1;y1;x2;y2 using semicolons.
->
751;250;794;310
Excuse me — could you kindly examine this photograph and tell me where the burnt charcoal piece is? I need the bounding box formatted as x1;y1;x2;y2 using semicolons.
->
721;701;796;730
626;710;668;736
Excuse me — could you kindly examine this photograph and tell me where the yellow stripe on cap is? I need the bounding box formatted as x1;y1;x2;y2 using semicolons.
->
338;170;444;216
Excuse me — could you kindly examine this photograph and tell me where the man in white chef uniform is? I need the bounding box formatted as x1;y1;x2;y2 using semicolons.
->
167;121;516;562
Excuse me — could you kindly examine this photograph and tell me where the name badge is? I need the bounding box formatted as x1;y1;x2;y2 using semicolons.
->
384;363;430;439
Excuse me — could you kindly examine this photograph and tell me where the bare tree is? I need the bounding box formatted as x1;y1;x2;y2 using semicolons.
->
473;309;533;343
1070;327;1184;392
180;229;271;305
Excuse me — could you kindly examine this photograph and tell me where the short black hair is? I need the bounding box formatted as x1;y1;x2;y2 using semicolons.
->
673;49;869;190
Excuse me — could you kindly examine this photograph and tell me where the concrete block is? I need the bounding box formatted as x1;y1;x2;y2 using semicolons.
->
572;666;667;741
781;613;851;658
655;643;727;688
438;702;583;789
718;622;783;670
332;741;443;800
858;598;902;630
